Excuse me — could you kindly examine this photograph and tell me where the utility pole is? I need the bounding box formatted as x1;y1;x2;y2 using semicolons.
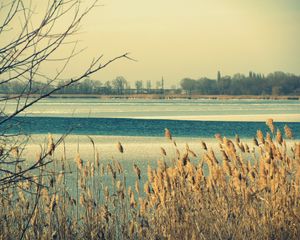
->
217;71;221;81
161;76;164;95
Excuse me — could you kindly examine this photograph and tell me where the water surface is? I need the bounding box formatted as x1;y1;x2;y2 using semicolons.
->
3;98;300;122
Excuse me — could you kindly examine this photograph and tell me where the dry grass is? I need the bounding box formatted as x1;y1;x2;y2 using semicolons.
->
0;121;300;239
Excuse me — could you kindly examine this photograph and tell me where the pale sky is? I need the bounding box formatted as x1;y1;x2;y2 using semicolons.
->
5;0;300;87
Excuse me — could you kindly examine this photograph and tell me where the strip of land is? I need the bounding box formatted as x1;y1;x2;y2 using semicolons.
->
1;93;299;100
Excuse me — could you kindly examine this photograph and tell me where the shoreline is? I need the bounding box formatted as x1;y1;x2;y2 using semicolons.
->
1;93;299;100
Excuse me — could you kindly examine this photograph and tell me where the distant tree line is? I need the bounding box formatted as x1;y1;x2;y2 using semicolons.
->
1;71;299;96
180;71;300;95
0;76;175;95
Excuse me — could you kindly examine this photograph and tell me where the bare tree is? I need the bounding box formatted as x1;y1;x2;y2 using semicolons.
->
112;76;127;95
0;0;131;190
135;80;143;94
146;80;152;93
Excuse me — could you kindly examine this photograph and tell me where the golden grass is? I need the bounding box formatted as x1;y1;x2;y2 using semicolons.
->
0;121;300;239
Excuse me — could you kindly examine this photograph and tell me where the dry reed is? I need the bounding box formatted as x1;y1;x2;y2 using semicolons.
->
1;121;299;240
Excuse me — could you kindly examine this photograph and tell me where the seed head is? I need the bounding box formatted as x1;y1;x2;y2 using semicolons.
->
284;125;293;139
266;118;275;134
160;147;167;156
117;142;124;153
164;128;172;140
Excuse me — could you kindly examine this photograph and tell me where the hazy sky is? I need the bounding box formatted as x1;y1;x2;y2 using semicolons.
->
6;0;300;87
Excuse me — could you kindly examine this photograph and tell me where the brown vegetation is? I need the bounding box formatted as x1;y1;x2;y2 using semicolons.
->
0;121;300;239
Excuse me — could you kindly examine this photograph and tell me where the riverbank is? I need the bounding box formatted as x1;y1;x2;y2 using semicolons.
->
1;93;299;100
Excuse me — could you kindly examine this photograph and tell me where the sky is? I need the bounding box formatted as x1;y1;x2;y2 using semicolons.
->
4;0;300;87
